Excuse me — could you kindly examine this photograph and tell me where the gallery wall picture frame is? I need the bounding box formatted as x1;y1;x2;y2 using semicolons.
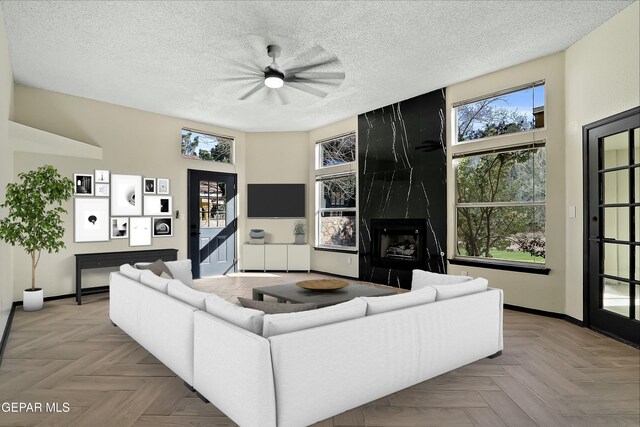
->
144;178;156;194
157;178;170;195
111;174;142;216
74;173;94;196
95;170;110;183
129;217;152;247
153;217;173;237
110;217;129;239
144;195;173;216
95;183;110;197
74;198;109;242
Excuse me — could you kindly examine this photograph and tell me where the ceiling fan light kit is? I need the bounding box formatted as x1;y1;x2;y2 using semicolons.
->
264;68;284;88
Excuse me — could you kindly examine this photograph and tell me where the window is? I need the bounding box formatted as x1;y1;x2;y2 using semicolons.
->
315;132;357;250
181;128;233;164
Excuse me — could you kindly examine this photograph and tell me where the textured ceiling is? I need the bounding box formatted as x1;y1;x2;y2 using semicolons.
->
1;1;633;132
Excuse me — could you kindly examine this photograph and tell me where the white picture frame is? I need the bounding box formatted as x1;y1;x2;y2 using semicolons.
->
74;198;109;242
95;183;110;197
157;178;170;195
152;217;173;237
144;178;156;194
144;195;172;216
129;217;151;247
95;169;110;183
110;217;129;239
74;173;93;196
111;174;142;216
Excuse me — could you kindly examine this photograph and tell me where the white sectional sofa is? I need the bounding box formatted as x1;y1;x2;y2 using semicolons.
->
109;266;503;427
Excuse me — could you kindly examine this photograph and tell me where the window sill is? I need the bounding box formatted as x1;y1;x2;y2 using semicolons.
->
314;246;358;255
448;258;550;275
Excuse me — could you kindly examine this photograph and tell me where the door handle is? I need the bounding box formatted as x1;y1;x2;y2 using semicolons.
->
191;231;201;236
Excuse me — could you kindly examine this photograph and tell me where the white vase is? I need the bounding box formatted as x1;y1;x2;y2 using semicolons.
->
294;234;305;244
23;288;44;312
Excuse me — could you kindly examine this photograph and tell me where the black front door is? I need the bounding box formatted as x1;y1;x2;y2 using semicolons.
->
188;169;237;278
585;107;640;346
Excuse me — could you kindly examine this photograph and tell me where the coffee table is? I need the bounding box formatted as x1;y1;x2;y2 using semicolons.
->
252;283;397;308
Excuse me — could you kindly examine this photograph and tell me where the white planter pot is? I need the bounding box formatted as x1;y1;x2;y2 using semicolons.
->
23;288;44;312
294;234;305;244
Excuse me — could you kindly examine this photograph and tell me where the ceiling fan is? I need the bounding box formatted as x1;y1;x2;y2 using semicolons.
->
221;44;345;104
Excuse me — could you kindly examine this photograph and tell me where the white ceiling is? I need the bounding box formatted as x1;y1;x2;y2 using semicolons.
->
1;1;633;132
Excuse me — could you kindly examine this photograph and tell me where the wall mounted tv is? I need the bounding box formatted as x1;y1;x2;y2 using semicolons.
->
247;184;305;218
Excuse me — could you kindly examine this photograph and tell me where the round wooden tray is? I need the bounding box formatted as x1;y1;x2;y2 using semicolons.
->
296;279;349;291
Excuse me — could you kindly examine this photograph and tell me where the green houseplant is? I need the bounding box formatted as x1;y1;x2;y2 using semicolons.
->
293;220;306;245
0;165;73;311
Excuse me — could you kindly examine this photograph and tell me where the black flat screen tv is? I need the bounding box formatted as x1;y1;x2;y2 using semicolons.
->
247;184;305;218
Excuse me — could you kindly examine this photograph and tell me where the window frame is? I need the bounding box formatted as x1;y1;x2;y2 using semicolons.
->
316;132;357;170
181;127;235;165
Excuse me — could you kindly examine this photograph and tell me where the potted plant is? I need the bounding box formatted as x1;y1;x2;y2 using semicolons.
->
0;165;73;311
293;220;306;245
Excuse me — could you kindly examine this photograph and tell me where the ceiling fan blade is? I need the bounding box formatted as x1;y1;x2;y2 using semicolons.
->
280;45;324;68
226;58;263;76
285;57;340;76
239;82;265;100
275;88;290;105
290;71;345;80
286;81;328;98
219;76;263;82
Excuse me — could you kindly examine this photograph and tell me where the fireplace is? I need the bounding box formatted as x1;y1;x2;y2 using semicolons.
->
371;219;427;270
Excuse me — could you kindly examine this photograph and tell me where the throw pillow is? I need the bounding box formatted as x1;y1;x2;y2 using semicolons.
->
361;286;436;316
167;280;209;310
431;277;489;301
135;259;173;278
411;269;472;291
165;259;194;287
237;297;317;314
139;270;170;293
262;298;367;338
119;263;143;281
205;294;265;335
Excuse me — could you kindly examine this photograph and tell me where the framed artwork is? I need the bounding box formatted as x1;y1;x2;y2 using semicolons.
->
95;183;110;197
157;178;170;195
74;198;109;242
153;217;173;237
144;178;156;194
144;195;172;216
74;173;93;196
111;174;142;216
129;217;151;247
110;217;129;239
95;170;110;183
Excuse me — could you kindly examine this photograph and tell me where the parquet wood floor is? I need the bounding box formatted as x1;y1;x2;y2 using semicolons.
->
0;272;638;426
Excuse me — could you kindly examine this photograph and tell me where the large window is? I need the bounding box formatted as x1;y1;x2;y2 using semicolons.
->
181;128;233;164
453;82;546;266
315;133;357;250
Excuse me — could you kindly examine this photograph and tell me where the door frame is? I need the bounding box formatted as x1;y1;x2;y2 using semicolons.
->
187;169;238;279
582;106;640;340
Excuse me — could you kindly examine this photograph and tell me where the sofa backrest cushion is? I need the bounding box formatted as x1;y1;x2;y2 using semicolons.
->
361;286;437;316
411;269;472;291
139;270;170;293
120;263;143;281
237;297;318;314
135;259;173;278
165;259;193;287
205;294;265;335
431;277;489;301
167;280;209;310
262;298;367;338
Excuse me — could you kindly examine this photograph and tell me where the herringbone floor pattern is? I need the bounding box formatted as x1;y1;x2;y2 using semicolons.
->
0;272;638;426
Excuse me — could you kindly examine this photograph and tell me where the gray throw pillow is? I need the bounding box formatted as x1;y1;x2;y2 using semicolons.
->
237;297;317;314
136;259;173;278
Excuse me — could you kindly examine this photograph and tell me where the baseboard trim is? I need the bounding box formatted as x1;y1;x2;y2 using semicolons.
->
309;270;359;281
14;289;107;306
0;302;18;368
504;303;583;327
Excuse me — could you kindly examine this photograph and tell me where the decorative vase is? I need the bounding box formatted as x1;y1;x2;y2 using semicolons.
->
23;288;44;312
294;234;305;244
249;229;265;239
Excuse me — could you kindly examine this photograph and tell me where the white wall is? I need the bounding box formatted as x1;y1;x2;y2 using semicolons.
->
564;1;640;320
0;6;14;333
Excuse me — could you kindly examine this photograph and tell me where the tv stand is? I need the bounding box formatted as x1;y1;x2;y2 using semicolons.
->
242;244;310;272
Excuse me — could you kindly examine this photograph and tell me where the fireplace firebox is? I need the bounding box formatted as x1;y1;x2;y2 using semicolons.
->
371;219;427;270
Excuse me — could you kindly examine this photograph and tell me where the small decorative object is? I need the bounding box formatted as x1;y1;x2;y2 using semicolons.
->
297;279;349;291
95;183;110;197
74;198;110;242
95;169;109;183
249;229;265;239
144;195;172;216
0;165;73;311
110;217;129;239
157;178;170;194
293;220;306;244
144;178;156;194
129;217;152;246
111;174;142;216
74;173;93;195
153;217;173;237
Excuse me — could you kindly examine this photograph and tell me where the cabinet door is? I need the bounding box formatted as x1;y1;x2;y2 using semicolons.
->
287;245;310;271
242;245;265;271
265;245;288;270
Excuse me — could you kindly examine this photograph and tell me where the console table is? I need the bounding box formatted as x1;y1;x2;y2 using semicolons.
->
75;248;178;305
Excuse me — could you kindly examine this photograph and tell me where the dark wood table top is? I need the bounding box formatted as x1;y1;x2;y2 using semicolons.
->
252;282;398;307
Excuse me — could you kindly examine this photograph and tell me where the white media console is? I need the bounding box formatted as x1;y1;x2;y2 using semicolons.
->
242;244;311;272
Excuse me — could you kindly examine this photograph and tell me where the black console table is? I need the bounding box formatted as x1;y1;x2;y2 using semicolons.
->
75;249;178;305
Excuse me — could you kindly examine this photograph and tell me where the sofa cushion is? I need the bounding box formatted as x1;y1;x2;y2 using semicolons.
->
165;259;193;287
205;294;265;335
361;286;436;316
431;277;489;301
411;269;472;291
262;298;367;338
139;270;170;293
237;297;317;314
135;259;173;278
167;280;208;310
120;263;143;281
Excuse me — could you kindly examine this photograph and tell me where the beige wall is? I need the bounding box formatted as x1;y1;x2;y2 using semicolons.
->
12;85;246;298
446;52;567;313
0;7;14;333
564;1;639;320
